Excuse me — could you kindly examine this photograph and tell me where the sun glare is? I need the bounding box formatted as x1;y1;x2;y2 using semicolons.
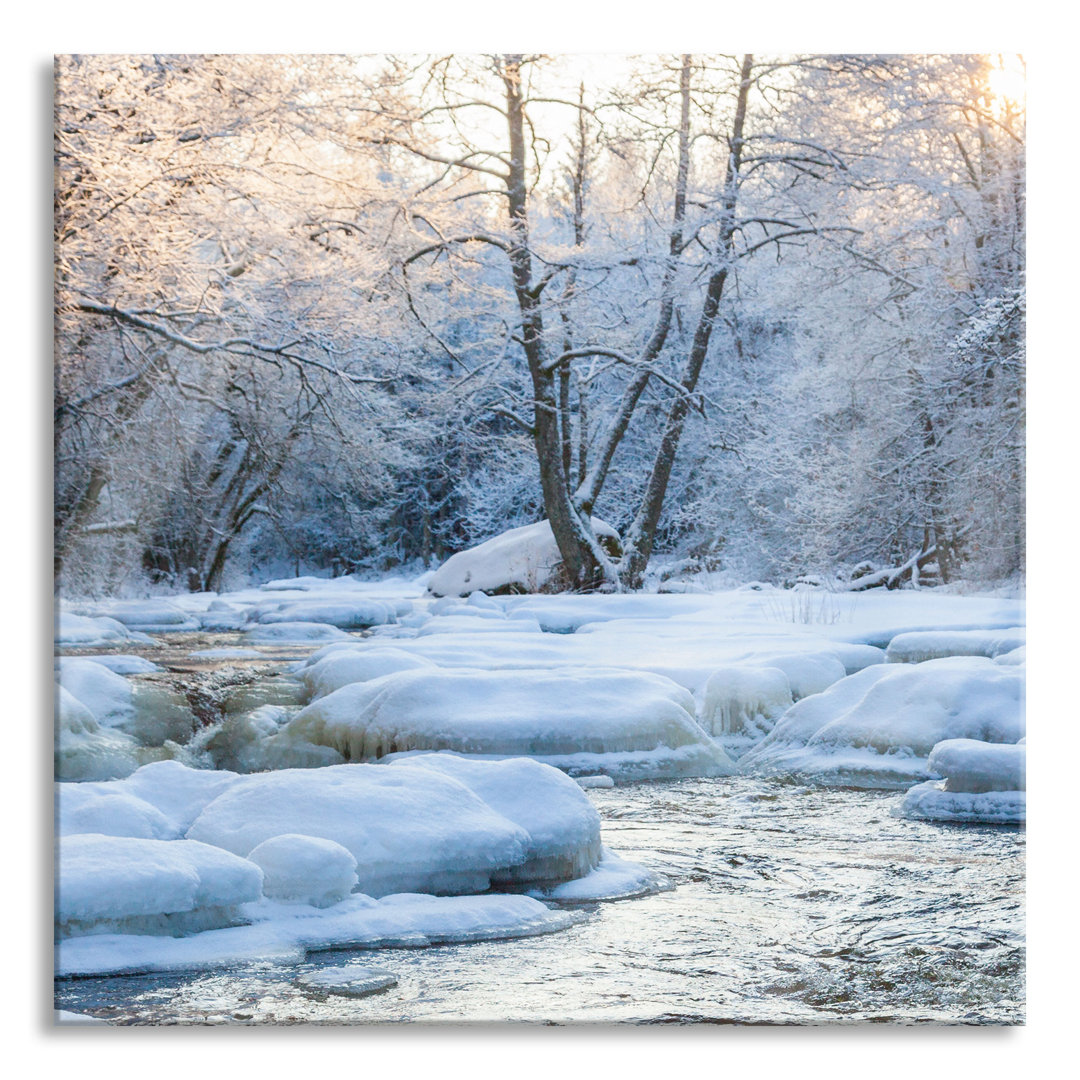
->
986;53;1025;115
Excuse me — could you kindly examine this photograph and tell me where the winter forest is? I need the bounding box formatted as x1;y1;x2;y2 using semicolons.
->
55;53;1024;597
53;53;1027;1029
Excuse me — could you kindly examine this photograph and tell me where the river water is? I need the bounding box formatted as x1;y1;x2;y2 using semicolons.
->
55;773;1024;1025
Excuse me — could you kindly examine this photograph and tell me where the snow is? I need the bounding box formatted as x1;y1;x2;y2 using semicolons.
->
69;654;161;674
279;666;734;781
899;741;1026;825
56;612;139;647
247;834;358;907
185;762;534;897
56;834;264;936
81;599;201;633
244;621;354;643
57;783;176;840
425;517;620;597
391;755;602;884
885;627;1026;663
300;647;436;700
257;598;400;629
57;659;133;728
528;847;668;903
55;686;141;782
739;657;1024;788
296;965;398;997
697;664;793;752
55;892;581;978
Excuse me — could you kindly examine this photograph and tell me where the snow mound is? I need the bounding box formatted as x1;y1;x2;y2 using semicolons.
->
119;760;242;834
55;686;141;782
279;666;733;781
56;612;136;647
56;892;580;977
739;657;1024;788
885;627;1026;663
57;659;133;727
57;783;176;840
899;740;1026;824
296;965;398;997
426;517;620;597
301;647;436;701
185;763;533;897
247;834;358;907
85;599;201;633
56;834;263;938
73;654;161;675
391;755;602;885
244;621;353;643
416;615;543;636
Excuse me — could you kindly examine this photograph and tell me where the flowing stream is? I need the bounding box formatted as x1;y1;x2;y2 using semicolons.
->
55;772;1024;1025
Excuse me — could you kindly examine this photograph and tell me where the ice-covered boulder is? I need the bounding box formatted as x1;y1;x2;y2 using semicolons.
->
296;965;398;997
56;612;135;647
57;659;134;727
301;647;436;701
56;834;263;938
244;621;353;644
73;654;161;675
885;627;1026;664
119;760;241;834
426;518;621;597
257;598;398;629
85;599;201;633
899;739;1026;824
278;666;733;781
185;763;533;897
57;783;176;840
55;686;142;782
247;834;358;907
392;755;602;885
739;657;1024;788
697;665;794;752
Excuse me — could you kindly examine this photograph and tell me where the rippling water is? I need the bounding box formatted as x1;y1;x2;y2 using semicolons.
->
55;776;1024;1025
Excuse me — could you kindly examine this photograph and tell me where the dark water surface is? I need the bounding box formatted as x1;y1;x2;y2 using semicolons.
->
55;775;1024;1025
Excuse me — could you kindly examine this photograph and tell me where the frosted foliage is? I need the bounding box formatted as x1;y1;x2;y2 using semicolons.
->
740;657;1024;788
56;834;263;937
247;834;358;907
185;763;533;897
426;518;619;597
280;666;734;780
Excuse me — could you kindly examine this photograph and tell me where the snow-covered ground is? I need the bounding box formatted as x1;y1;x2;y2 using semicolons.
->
55;571;1025;977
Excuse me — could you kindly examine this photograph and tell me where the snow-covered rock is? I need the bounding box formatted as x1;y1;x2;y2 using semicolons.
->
425;518;621;597
739;657;1024;788
55;686;141;782
185;763;535;897
278;666;733;781
885;627;1026;664
56;612;136;647
70;654;161;675
56;834;263;938
698;665;793;745
247;834;358;907
301;647;436;701
257;598;398;629
57;659;134;728
84;599;201;633
244;621;353;644
898;738;1025;825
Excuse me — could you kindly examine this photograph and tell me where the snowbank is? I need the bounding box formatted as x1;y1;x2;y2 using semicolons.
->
426;518;620;597
56;834;263;937
739;657;1024;788
278;666;734;781
885;627;1026;663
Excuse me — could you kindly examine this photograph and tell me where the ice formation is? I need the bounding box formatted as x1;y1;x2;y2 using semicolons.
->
55;686;142;782
898;739;1025;825
56;612;138;647
528;847;667;903
739;657;1024;788
57;658;134;727
279;666;734;781
82;599;201;633
697;665;794;747
247;834;358;907
244;621;354;643
56;834;264;938
425;517;620;597
73;654;161;674
885;627;1026;664
296;965;398;997
256;598;400;629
